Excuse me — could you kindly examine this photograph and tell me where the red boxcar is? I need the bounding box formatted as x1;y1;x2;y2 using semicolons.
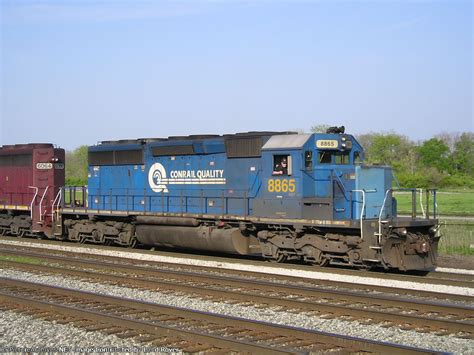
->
0;143;65;237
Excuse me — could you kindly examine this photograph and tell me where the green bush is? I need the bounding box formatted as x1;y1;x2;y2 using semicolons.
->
440;175;474;189
65;177;87;186
396;173;423;188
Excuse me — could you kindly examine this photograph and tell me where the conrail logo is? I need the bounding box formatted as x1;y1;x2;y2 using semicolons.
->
148;163;226;193
148;163;169;193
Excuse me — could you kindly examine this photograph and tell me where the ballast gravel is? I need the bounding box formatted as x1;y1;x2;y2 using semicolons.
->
1;268;473;354
1;240;471;296
0;310;156;353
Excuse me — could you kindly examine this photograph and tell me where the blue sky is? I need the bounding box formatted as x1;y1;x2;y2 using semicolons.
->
1;0;472;150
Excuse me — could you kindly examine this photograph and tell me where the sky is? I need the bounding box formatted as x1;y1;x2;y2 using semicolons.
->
1;0;472;150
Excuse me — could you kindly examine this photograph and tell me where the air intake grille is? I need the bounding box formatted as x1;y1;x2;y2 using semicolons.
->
0;154;33;167
225;137;263;158
89;149;143;166
151;145;195;156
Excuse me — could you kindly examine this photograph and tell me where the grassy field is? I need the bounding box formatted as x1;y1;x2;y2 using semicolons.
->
394;190;474;216
437;220;474;255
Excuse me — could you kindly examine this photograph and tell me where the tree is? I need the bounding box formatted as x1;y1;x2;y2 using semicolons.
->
65;145;88;185
452;133;474;176
417;138;450;172
435;132;460;152
355;133;377;153
365;133;415;173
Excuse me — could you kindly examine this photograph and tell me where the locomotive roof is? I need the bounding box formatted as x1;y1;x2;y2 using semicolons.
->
262;134;312;150
98;131;297;146
0;143;54;154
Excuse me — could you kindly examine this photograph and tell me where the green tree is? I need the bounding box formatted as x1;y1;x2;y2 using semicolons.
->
365;133;415;173
65;145;88;185
452;133;474;176
417;138;450;172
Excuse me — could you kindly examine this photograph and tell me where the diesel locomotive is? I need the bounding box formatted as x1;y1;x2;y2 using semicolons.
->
0;130;440;271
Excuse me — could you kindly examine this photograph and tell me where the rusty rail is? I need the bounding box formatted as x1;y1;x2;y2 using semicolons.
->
0;277;434;354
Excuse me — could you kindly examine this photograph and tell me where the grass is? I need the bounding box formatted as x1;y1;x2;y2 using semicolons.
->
0;255;44;265
437;220;474;255
394;190;474;216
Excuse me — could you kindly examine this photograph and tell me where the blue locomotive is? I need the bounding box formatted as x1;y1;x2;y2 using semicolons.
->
60;129;440;271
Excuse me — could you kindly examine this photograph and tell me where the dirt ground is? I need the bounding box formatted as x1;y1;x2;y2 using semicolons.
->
437;254;474;270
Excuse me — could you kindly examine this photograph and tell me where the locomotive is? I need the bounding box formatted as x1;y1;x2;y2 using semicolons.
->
0;130;440;271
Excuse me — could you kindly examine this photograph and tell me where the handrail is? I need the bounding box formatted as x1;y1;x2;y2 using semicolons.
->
391;187;437;219
332;170;349;201
378;189;392;244
51;189;62;217
351;189;366;240
248;170;263;199
38;186;49;222
28;186;39;219
419;188;426;218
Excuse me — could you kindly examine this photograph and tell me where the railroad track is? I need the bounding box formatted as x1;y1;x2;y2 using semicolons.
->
1;236;473;288
0;247;472;339
0;237;472;288
0;277;434;354
0;240;472;299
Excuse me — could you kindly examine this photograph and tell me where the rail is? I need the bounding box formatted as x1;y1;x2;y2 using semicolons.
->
28;186;38;219
51;189;62;218
62;186;87;208
390;188;438;219
38;186;49;222
350;189;377;240
377;188;438;244
352;189;366;240
331;170;349;201
62;187;257;217
378;189;393;244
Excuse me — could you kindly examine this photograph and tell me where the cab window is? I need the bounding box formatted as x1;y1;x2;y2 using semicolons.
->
318;151;332;164
354;151;362;164
335;152;350;165
273;155;292;175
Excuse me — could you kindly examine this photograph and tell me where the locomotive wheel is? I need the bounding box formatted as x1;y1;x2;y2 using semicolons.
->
127;237;137;248
268;253;287;263
318;258;329;267
302;245;329;267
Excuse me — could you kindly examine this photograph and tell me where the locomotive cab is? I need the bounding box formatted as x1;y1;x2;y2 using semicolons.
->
254;132;366;222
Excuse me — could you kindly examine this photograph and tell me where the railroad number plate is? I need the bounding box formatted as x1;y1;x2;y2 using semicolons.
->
36;162;53;170
316;140;339;149
268;179;296;193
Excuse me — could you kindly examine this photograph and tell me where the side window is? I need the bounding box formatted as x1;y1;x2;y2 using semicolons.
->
335;152;350;165
304;151;312;170
273;155;291;175
354;151;361;164
318;151;332;164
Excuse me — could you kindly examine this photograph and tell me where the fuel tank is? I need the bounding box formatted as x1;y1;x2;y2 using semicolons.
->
135;223;259;255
